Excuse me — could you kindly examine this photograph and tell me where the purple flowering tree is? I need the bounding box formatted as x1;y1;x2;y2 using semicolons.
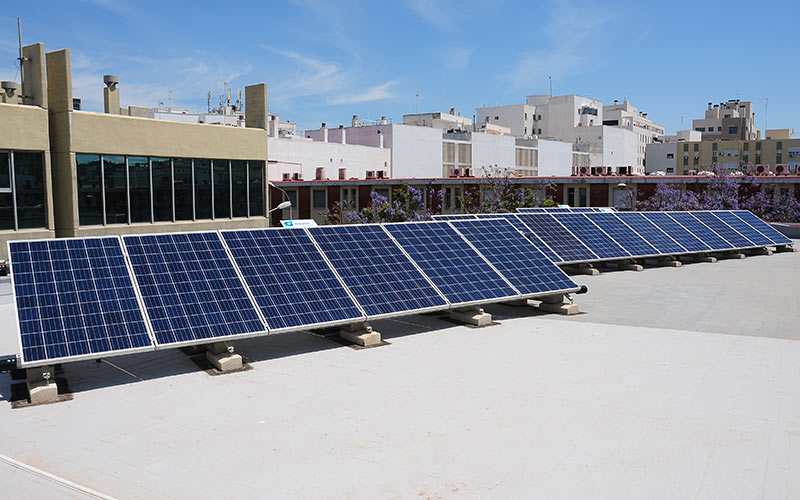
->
322;182;436;224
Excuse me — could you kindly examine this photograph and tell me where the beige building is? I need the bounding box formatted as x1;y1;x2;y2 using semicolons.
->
0;42;271;259
692;99;760;141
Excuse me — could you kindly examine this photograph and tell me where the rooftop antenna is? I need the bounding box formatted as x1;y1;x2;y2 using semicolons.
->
415;92;420;113
17;17;26;100
764;96;768;137
207;91;211;113
548;76;552;97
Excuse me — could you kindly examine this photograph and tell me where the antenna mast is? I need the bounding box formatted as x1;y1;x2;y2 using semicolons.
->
17;17;25;100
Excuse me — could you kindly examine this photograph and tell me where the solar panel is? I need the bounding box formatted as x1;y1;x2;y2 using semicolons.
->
431;214;478;221
10;237;153;366
308;224;449;318
667;212;733;250
449;218;579;296
690;211;755;248
220;228;365;331
586;213;660;257
516;213;598;263
713;211;773;246
551;213;630;260
731;210;793;245
614;212;687;254
641;212;711;252
123;232;266;347
516;207;549;213
475;213;560;262
571;207;598;213
384;222;519;306
545;207;572;213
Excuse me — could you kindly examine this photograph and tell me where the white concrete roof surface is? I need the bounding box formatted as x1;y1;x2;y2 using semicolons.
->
0;247;799;499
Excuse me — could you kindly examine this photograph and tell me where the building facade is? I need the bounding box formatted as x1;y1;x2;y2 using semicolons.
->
692;100;760;141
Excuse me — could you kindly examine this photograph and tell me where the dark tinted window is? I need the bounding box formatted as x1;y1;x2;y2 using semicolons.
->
213;159;230;218
0;152;11;229
248;161;264;216
14;152;46;229
174;158;193;220
0;152;10;189
231;160;248;217
76;154;103;225
104;155;127;224
151;158;172;222
194;159;212;219
128;157;151;223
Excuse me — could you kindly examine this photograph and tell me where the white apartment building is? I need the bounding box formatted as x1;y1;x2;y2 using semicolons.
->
692;99;760;141
477;94;644;173
402;108;472;131
602;99;665;171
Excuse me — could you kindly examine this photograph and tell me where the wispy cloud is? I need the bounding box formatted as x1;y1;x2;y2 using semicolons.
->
405;0;457;32
503;0;614;86
442;47;473;73
328;81;397;105
260;45;353;104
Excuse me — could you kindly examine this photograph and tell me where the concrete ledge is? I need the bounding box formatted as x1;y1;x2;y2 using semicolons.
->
563;264;600;276
205;342;243;372
620;263;644;272
26;365;59;405
340;324;382;347
450;307;492;327
537;301;580;315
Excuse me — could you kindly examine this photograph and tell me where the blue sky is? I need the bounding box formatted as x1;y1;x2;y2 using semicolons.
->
1;0;797;135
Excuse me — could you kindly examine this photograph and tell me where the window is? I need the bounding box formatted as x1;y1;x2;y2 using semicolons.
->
128;157;151;223
173;158;193;221
683;144;689;152
695;144;701;151
342;187;357;209
718;127;722;131
248;161;264;217
724;114;731;118
231;160;248;217
151;157;172;222
13;152;46;229
312;189;326;210
578;187;587;207
76;154;103;225
103;155;127;224
374;188;390;201
695;127;705;132
728;126;738;135
194;159;212;219
666;153;674;159
213;159;230;218
0;152;13;229
494;116;499;120
666;167;674;173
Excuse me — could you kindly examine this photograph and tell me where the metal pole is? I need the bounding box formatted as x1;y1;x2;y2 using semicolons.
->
17;18;24;101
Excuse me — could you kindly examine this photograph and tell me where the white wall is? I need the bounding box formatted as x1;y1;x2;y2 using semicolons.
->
537;139;575;177
268;137;391;181
476;104;532;137
645;143;678;174
572;126;639;171
471;132;515;173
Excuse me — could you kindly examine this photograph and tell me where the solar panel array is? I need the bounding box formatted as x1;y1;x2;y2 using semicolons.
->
431;214;478;221
7;209;789;368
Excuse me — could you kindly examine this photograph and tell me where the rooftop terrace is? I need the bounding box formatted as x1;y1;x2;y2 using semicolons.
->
1;246;799;499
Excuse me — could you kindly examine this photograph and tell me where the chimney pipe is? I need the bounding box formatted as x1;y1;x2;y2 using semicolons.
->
339;124;346;144
449;107;455;115
321;122;328;143
377;130;384;148
352;115;359;127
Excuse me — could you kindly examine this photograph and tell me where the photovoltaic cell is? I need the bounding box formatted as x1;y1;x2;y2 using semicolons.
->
642;212;711;252
384;222;519;305
516;213;598;263
713;211;773;246
431;214;478;221
552;213;630;260
221;228;364;331
616;212;687;254
690;212;755;248
450;218;578;295
123;232;265;346
475;213;560;262
732;210;792;245
10;237;152;365
667;212;732;250
571;207;599;213
587;213;660;256
516;207;549;213
308;224;448;317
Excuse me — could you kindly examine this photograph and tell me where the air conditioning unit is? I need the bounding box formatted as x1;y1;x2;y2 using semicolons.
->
616;166;631;175
376;170;386;179
338;168;347;180
462;168;473;177
451;168;461;177
366;170;376;179
315;167;325;180
774;164;791;175
292;172;303;181
591;166;610;176
578;166;591;176
755;164;771;176
282;173;292;181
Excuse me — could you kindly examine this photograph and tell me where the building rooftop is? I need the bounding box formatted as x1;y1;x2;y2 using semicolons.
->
1;247;799;499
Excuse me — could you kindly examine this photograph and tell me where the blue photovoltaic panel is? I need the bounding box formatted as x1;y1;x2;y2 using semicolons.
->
450;219;578;295
552;213;630;260
667;212;733;250
475;213;560;262
385;222;518;305
221;228;364;331
431;214;478;221
545;207;573;212
308;225;448;317
713;211;773;246
732;210;792;245
690;212;755;248
616;212;687;254
587;213;660;257
516;213;598;263
123;232;265;346
516;207;549;213
571;207;599;213
642;212;711;252
10;237;152;365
